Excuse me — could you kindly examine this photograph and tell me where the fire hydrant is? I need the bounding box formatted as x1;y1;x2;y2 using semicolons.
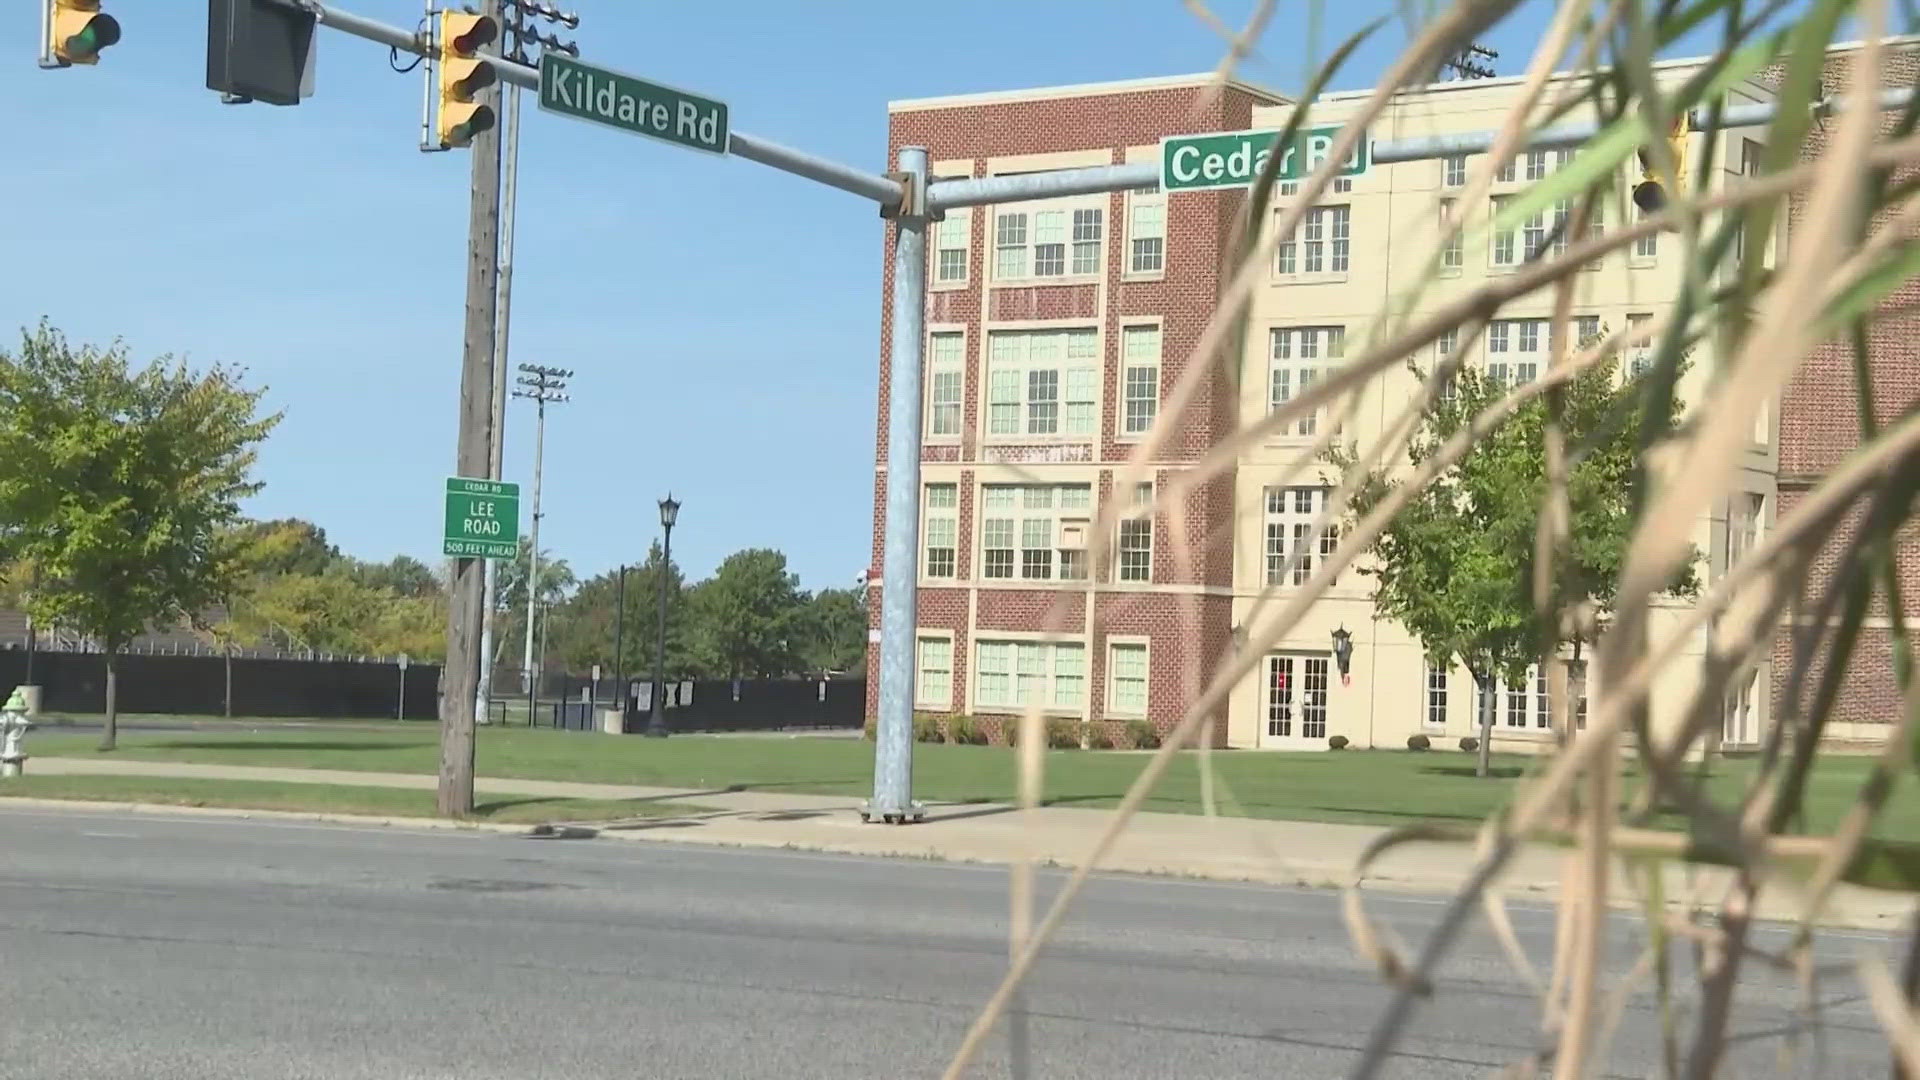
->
1;687;31;778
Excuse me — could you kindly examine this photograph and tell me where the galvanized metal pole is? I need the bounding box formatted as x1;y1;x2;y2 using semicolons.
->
866;145;929;825
474;72;524;730
613;563;627;721
524;393;545;724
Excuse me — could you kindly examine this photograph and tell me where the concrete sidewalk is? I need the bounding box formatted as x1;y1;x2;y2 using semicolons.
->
20;755;1916;931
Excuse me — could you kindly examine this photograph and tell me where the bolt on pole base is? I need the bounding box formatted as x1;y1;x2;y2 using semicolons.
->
858;799;926;825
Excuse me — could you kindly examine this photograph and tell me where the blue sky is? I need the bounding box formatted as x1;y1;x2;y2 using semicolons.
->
3;0;1763;590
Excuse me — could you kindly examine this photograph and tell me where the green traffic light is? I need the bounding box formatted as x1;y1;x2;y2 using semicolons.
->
61;14;121;62
447;106;497;148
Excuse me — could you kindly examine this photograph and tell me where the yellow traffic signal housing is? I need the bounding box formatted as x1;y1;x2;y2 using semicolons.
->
436;11;499;149
47;0;121;65
1632;114;1690;214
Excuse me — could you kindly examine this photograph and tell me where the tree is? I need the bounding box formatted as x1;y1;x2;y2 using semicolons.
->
689;548;807;678
225;518;338;576
0;323;278;749
345;554;440;599
493;535;575;666
1330;339;1697;776
548;541;691;679
798;587;866;675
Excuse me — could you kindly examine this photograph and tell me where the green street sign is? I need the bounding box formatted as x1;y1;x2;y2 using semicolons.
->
538;52;729;156
1160;126;1369;192
443;477;519;560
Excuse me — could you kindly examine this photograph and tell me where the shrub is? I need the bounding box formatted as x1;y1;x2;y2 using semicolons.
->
912;713;943;743
948;715;982;745
1089;725;1117;750
1047;718;1082;749
1328;734;1350;750
1407;733;1432;752
1126;719;1162;749
863;716;876;741
1459;736;1480;753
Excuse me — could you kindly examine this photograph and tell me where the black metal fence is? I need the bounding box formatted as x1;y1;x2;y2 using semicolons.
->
0;646;438;720
529;675;867;734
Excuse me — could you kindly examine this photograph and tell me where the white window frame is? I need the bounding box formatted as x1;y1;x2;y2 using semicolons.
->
1631;204;1659;264
1486;318;1547;386
1120;323;1161;438
1426;663;1449;728
985;327;1099;440
1264;653;1330;741
1497;663;1552;730
1626;312;1654;378
974;638;1087;714
932;208;970;287
1442;154;1467;188
1105;638;1150;718
1439;198;1463;273
1116;482;1153;583
991;197;1106;284
1264;486;1338;587
979;483;1093;583
922;483;958;580
915;634;953;709
1269;326;1345;436
926;330;965;439
1273;204;1352;279
1125;185;1165;277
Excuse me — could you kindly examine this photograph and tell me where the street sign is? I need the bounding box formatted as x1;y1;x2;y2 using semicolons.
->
398;653;410;671
538;52;729;156
443;477;520;560
1160;125;1368;192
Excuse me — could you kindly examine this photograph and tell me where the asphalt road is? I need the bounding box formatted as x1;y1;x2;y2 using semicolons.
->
0;806;1903;1079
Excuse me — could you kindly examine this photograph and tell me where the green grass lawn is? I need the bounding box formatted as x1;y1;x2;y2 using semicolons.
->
28;724;1920;834
0;773;707;823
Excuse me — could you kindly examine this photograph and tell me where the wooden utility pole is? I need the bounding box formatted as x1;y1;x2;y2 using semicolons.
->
438;0;505;818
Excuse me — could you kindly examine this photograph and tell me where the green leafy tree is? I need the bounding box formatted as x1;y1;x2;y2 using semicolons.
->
0;323;279;749
549;541;690;679
345;554;440;599
226;518;338;576
1329;337;1697;776
689;548;807;679
798;586;867;675
493;535;575;666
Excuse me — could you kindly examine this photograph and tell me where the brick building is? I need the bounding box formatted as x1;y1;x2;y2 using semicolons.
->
1765;38;1920;745
867;50;1905;751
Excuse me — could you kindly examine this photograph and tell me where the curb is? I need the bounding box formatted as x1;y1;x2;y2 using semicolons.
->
5;794;1905;932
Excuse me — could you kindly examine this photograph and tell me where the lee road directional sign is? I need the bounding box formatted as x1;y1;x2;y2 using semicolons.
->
538;52;729;156
443;477;520;560
1160;125;1369;192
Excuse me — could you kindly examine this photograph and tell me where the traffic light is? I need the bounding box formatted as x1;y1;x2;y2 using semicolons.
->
206;0;318;107
1632;114;1690;214
436;11;499;149
44;0;120;66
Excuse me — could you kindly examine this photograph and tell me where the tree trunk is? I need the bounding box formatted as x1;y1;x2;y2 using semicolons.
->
99;648;119;752
1475;672;1494;778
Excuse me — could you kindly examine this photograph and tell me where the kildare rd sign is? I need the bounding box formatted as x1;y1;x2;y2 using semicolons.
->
1160;125;1368;192
539;52;729;156
444;477;520;561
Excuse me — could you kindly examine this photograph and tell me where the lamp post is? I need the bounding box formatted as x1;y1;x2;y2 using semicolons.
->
612;562;628;722
648;494;679;738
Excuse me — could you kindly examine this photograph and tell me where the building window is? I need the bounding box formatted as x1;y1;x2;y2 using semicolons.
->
1121;325;1161;436
1626;313;1654;377
1499;148;1572;185
1127;185;1165;275
980;483;1092;582
1573;315;1601;346
923;484;957;579
933;209;969;285
926;332;964;438
1443;154;1467;188
1264;486;1338;586
1633;206;1659;261
1107;641;1148;716
915;636;952;709
1117;482;1153;583
1486;319;1546;386
986;328;1098;438
1584;199;1605;269
1426;664;1449;727
1728;492;1763;571
1570;659;1589;729
1333;176;1353;193
975;639;1085;712
993;202;1104;281
1275;205;1351;276
1436;328;1459;401
1439;198;1463;271
1269;326;1345;436
1491;195;1517;266
1500;664;1552;729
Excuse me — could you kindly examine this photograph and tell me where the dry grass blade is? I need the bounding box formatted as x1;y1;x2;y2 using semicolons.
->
1861;954;1920;1078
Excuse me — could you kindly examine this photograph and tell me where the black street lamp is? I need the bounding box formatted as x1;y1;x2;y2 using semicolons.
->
648;494;680;738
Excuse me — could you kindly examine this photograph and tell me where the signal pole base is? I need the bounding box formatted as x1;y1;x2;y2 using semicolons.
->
859;800;925;825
